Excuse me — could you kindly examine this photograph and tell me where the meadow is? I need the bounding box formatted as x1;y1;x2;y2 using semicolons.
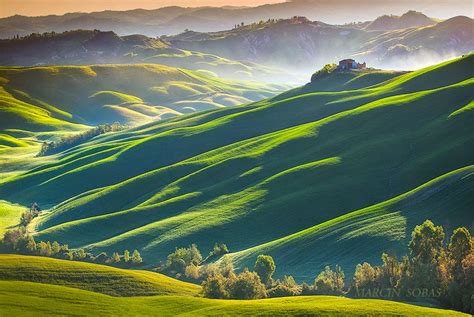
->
0;255;468;316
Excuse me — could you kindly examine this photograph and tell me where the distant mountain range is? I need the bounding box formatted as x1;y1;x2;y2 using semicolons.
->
165;15;473;71
2;13;471;75
0;0;471;38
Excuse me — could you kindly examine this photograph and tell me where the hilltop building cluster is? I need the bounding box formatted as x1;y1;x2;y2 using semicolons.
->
337;59;366;71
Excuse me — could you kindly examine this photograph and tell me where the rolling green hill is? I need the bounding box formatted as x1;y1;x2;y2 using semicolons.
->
0;30;292;83
0;63;285;179
0;64;284;130
0;54;472;282
0;281;467;316
0;254;199;296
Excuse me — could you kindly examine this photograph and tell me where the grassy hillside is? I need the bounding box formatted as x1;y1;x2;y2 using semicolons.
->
0;64;284;179
0;30;292;83
0;64;284;130
0;255;199;296
0;281;467;316
225;166;474;280
0;55;472;281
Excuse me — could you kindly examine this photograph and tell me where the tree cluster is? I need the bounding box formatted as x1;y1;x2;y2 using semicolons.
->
1;227;143;267
349;220;473;313
37;122;126;156
19;203;41;227
158;243;230;279
310;63;338;82
199;220;472;314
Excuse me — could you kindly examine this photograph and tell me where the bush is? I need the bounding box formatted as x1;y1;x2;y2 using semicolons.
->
227;269;267;300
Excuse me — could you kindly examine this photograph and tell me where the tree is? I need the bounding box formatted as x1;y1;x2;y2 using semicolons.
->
202;273;228;299
25;236;37;253
185;263;200;279
20;212;33;226
311;64;337;82
131;249;143;264
123;250;130;263
37;241;52;256
446;228;473;312
448;227;471;280
314;265;345;295
111;252;121;263
220;256;235;278
2;227;28;251
227;269;266;300
268;275;301;297
254;255;276;286
208;243;229;259
409;220;445;289
51;241;61;255
352;262;377;291
165;244;202;273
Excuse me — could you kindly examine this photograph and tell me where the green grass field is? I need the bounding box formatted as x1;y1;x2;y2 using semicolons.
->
0;256;468;316
0;54;472;282
0;254;199;296
1;281;468;316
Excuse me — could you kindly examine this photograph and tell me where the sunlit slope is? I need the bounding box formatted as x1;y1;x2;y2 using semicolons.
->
0;282;467;317
0;55;472;277
225;167;474;280
0;255;199;296
0;64;283;132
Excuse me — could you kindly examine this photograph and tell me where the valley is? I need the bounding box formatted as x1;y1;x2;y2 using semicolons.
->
0;2;472;315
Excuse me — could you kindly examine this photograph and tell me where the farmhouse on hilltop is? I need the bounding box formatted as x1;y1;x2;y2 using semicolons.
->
337;59;366;71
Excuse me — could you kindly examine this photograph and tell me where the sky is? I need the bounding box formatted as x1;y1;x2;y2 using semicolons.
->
0;0;283;18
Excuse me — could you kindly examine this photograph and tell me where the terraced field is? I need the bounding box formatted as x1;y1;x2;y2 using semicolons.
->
0;54;471;282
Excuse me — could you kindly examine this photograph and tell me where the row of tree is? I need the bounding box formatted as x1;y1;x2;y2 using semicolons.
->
37;122;127;156
1;227;143;267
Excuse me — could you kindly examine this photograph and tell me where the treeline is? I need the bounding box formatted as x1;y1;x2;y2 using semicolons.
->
1;204;143;268
160;221;472;314
37;122;127;156
1;215;471;313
